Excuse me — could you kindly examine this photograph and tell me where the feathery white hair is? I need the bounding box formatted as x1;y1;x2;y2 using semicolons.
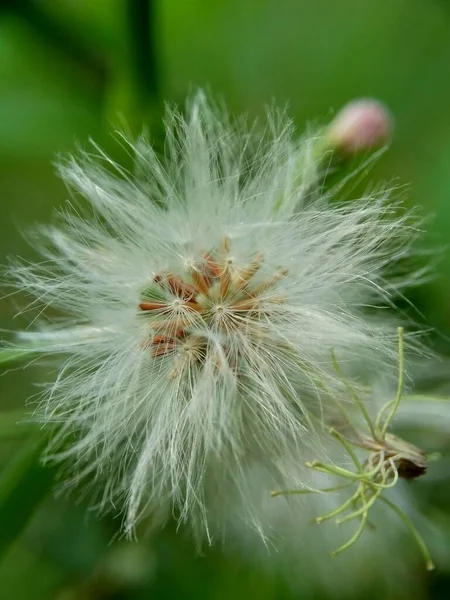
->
9;92;420;540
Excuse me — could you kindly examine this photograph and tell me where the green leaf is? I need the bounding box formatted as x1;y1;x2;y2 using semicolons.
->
0;348;36;366
0;435;55;556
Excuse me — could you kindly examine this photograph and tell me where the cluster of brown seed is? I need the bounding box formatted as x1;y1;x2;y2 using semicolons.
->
139;238;287;359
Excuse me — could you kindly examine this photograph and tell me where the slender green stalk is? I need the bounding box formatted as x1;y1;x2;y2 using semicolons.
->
316;487;362;524
336;487;381;524
378;327;404;436
329;428;364;473
270;482;352;497
331;349;377;440
332;509;368;557
380;496;435;571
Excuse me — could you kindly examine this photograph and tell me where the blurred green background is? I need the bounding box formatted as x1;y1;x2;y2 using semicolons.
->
1;1;450;598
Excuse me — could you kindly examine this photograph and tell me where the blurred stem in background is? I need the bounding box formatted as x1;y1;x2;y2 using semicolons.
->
126;0;160;108
1;0;109;96
1;0;162;129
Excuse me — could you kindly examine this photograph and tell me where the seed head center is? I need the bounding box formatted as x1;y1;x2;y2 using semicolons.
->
138;238;287;359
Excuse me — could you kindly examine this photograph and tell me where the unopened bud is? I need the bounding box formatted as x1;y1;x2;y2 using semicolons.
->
327;99;393;154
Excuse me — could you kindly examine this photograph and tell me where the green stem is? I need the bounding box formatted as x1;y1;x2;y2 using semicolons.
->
316;486;362;524
401;395;450;403
329;428;364;473
332;508;368;557
271;482;353;498
331;349;378;441
306;459;383;482
380;496;435;571
336;487;381;524
379;327;404;438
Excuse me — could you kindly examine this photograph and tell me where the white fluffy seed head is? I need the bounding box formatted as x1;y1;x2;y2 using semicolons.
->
8;92;422;541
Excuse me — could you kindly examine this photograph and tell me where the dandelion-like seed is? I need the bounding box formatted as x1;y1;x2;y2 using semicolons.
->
6;93;422;541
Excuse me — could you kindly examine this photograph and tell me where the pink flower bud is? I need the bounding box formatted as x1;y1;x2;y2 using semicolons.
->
327;99;393;154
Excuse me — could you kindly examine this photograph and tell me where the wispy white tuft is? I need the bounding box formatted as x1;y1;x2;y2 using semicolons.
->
8;92;422;541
